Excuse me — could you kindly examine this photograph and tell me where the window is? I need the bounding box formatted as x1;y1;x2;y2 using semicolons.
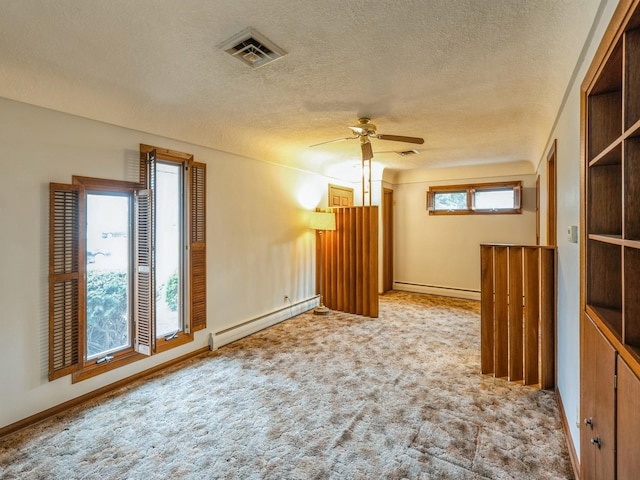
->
86;192;132;359
427;181;522;215
49;145;206;382
154;161;184;340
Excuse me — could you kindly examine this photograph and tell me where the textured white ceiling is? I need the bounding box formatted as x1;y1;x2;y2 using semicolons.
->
0;0;602;177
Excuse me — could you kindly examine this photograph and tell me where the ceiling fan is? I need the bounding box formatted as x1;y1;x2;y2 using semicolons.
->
310;117;424;162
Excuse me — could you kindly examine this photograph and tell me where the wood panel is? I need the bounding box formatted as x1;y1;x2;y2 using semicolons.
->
625;27;640;129
480;244;556;389
580;314;597;480
321;206;379;318
588;91;623;159
494;247;509;378
580;317;616;480
355;208;363;315
624;247;640;346
592;322;616;479
587;240;622;329
480;245;494;375
508;247;524;382
368;208;379;318
336;209;345;311
349;209;357;312
524;247;540;386
625;137;640;242
382;188;394;293
617;356;640;480
588;163;622;235
362;207;370;315
341;208;350;311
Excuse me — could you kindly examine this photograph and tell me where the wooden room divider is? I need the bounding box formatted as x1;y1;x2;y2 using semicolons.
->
318;206;379;318
480;244;556;389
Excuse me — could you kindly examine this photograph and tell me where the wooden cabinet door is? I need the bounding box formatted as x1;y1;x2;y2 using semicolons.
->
581;315;597;479
617;357;640;480
581;316;616;480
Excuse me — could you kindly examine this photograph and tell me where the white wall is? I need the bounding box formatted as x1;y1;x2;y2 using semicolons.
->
0;97;325;429
536;0;619;457
392;169;537;298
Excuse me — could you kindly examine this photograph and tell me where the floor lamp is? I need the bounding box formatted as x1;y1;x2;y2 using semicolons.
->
309;211;336;315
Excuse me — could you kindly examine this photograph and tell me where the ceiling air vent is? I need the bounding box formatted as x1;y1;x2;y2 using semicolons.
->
396;149;420;156
219;27;287;68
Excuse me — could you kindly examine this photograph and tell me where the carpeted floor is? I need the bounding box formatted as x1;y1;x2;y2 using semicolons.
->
0;291;573;479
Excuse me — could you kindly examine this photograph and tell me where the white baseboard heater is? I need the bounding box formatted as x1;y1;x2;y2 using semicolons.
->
210;295;319;350
393;281;480;301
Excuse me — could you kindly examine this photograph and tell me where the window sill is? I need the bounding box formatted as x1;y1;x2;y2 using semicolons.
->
73;350;146;383
429;208;521;216
155;331;193;354
71;333;195;383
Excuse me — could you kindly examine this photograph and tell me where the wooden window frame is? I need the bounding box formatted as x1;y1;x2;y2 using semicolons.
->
48;145;206;383
140;144;207;337
427;181;522;215
73;177;147;382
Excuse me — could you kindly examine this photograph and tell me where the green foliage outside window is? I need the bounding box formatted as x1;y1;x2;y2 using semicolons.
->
86;270;128;357
165;271;179;312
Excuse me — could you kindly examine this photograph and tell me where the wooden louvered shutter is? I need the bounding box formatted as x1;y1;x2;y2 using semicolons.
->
190;162;206;331
513;183;522;210
134;189;153;355
49;183;84;380
147;150;156;337
426;190;435;211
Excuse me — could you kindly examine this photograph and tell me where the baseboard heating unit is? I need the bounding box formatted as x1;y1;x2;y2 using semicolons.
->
393;282;480;301
211;295;319;350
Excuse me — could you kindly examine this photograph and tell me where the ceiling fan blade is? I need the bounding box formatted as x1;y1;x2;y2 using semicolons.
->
376;134;424;145
309;136;358;147
361;141;373;161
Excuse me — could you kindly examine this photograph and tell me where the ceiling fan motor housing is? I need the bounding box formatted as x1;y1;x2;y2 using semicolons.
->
350;118;377;136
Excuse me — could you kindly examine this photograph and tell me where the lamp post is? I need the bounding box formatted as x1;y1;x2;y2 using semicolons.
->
309;211;336;315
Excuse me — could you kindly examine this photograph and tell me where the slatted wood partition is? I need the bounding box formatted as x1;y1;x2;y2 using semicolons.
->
480;244;556;389
319;206;379;318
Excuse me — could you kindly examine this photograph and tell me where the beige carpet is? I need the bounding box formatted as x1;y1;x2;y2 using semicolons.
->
0;292;573;479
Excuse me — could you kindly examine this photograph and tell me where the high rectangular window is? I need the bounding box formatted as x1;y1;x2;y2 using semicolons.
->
427;181;522;215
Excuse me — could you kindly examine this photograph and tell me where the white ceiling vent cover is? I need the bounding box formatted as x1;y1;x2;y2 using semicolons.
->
396;149;420;156
219;27;287;68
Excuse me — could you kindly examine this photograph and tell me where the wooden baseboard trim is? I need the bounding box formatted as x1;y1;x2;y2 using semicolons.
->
0;346;210;439
556;387;580;479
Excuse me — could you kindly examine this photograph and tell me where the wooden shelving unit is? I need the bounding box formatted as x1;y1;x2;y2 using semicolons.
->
585;15;640;365
582;1;640;478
